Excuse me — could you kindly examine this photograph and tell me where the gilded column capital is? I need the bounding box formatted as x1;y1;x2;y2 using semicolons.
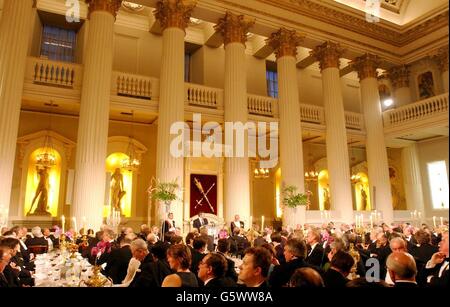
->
154;0;197;31
311;41;344;71
86;0;122;19
214;12;255;46
266;28;304;59
352;54;381;81
433;46;449;73
388;65;410;89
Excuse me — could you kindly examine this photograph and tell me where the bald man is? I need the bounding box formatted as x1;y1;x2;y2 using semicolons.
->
386;252;418;287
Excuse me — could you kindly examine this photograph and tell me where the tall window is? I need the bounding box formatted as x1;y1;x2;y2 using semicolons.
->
40;25;76;63
184;52;191;83
427;160;449;209
266;70;278;98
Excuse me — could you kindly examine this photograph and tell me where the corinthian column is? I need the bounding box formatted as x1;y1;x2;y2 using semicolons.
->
434;46;449;93
215;12;254;226
401;143;425;213
0;0;34;220
72;0;122;231
311;42;353;224
352;54;394;224
154;0;196;228
388;65;411;106
267;28;305;227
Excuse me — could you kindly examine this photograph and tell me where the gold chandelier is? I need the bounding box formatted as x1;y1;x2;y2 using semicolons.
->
36;103;57;168
254;167;270;179
349;138;361;184
121;111;140;171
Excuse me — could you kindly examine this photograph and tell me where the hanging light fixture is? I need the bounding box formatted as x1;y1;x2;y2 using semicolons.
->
254;167;270;179
349;138;361;184
304;148;319;182
121;111;140;171
36;102;56;168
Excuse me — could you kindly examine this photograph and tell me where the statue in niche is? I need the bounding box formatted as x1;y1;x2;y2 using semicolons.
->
28;166;52;216
110;168;126;214
323;185;331;210
361;188;368;211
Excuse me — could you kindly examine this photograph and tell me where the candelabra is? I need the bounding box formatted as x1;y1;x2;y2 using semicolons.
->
348;243;360;280
106;209;121;234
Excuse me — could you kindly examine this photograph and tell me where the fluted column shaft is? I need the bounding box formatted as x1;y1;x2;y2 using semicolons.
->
0;0;34;220
353;55;394;224
72;9;116;231
223;42;251;225
155;27;186;228
322;68;354;221
277;55;306;227
401;144;425;213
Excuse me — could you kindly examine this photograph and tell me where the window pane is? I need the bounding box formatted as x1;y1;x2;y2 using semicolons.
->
266;70;278;98
427;161;449;209
185;53;191;82
40;25;76;63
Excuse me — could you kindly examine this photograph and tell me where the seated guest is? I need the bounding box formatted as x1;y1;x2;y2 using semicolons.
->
424;231;449;287
260;243;280;279
146;233;158;251
323;238;346;271
162;244;198;287
170;235;183;245
92;228;117;265
411;229;438;273
238;247;272;287
230;228;250;258
269;239;309;287
104;236;133;284
386;252;418;287
371;232;391;279
199;226;214;252
185;232;196;252
322;251;354;288
230;215;244;234
151;226;160;242
122;239;151;286
138;224;150;241
385;237;408;285
43;228;58;251
271;232;286;265
190;237;207;278
217;239;238;282
198;253;237;287
0;241;19;287
346;277;390;288
306;228;324;267
0;246;12;287
0;238;33;287
193;212;209;230
25;226;48;250
289;267;324;288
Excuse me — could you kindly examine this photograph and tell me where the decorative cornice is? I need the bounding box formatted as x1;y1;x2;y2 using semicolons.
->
239;0;448;47
311;41;344;71
266;28;304;59
433;46;449;72
85;0;122;19
352;54;381;81
154;0;197;31
214;11;255;46
388;65;410;89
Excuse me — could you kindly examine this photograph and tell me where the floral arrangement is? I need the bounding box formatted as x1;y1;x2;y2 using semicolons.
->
147;178;180;204
282;185;310;208
91;241;112;258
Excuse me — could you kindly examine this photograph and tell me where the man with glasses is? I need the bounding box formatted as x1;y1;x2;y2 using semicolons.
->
198;253;236;287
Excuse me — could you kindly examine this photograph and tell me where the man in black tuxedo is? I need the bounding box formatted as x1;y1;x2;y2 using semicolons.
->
306;229;324;267
193;212;209;230
322;251;354;288
104;236;132;284
198;253;237;287
271;232;286;265
387;252;418;287
238;247;272;287
162;212;176;235
424;232;449;287
216;238;238;282
190;237;207;278
269;239;313;287
230;215;244;234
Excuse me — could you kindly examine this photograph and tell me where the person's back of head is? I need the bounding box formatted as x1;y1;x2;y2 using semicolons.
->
217;238;230;254
286;238;307;259
185;232;196;246
120;236;133;246
331;251;354;276
170;235;183;245
346;277;390;288
270;232;282;243
193;237;207;251
205;253;228;279
386;252;417;282
289;267;324;288
415;229;431;245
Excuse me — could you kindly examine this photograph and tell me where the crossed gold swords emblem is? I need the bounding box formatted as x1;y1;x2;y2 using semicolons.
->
194;177;215;213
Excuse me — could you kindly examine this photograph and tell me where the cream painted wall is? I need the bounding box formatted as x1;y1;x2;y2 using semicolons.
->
417;137;449;219
113;24;163;77
28;9;42;57
251;173;276;226
11;112;157;229
246;55;268;96
201;46;225;89
190;46;204;85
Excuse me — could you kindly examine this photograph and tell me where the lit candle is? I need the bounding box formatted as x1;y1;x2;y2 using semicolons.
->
433;216;437;228
261;216;265;231
72;217;77;233
82;216;87;233
61;215;65;233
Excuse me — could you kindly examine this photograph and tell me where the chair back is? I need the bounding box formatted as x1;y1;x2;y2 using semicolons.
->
28;245;48;255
